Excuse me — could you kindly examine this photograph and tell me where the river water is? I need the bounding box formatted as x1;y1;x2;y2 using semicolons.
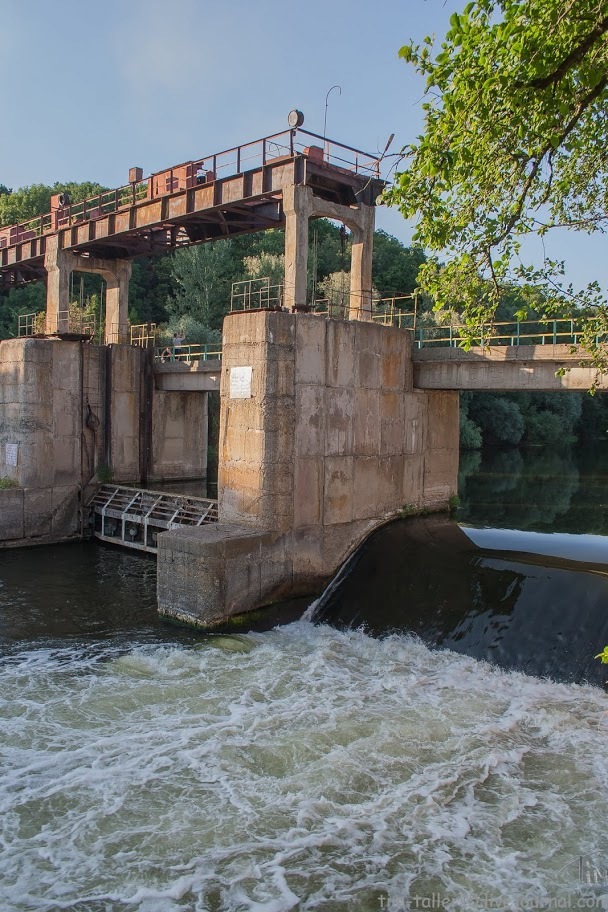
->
1;447;607;911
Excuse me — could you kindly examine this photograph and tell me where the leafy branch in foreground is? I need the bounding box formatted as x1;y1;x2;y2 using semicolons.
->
386;0;608;344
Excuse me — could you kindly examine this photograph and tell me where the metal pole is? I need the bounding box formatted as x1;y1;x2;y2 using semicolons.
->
323;85;342;158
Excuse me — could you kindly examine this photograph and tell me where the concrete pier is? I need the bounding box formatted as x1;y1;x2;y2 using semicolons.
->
158;311;459;628
0;338;210;547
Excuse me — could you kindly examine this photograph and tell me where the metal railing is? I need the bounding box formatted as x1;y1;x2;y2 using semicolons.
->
90;485;218;554
411;317;608;348
130;322;158;348
0;128;381;249
17;312;40;336
230;277;285;312
17;309;97;338
155;343;222;363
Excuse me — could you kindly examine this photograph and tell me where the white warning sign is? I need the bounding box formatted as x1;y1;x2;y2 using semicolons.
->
229;366;253;399
5;443;18;467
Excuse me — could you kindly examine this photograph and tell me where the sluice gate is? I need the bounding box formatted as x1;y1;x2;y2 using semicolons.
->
90;485;219;554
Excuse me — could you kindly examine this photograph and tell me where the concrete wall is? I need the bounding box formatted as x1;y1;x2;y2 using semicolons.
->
158;312;459;628
0;339;104;545
0;338;208;547
150;390;208;481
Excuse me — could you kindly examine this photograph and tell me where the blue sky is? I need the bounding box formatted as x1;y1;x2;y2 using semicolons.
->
1;0;605;293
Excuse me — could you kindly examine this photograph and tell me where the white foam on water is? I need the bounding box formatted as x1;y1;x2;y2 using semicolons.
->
1;623;607;911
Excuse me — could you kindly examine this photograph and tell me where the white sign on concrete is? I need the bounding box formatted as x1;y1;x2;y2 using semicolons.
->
230;366;253;399
5;443;18;466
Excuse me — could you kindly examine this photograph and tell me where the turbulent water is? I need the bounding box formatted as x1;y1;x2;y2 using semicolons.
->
2;447;608;911
1;624;608;911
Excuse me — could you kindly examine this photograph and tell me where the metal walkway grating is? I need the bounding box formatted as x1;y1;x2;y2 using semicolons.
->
89;485;219;554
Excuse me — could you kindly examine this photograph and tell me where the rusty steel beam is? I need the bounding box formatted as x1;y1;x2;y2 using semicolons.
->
0;140;384;286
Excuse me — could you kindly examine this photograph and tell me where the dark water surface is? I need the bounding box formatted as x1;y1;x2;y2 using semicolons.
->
317;445;608;687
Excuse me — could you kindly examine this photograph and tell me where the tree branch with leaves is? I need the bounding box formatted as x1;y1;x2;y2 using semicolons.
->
386;0;608;350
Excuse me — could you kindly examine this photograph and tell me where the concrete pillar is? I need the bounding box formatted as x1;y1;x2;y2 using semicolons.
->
44;241;132;344
283;184;309;311
104;260;132;344
349;203;375;322
44;235;71;335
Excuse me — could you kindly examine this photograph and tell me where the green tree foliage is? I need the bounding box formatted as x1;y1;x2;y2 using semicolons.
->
387;0;608;330
468;393;526;445
168;240;238;331
460;389;586;449
372;231;426;299
0;283;45;339
0;181;107;227
129;256;173;325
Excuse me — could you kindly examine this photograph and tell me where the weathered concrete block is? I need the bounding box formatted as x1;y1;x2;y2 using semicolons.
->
24;487;53;538
158;524;280;627
295;386;325;456
380;391;405;456
326;320;356;388
324;455;354;525
352;456;380;521
352;388;380;456
0;488;24;542
296;315;326;385
294;457;323;527
376;454;405;512
325;386;354;456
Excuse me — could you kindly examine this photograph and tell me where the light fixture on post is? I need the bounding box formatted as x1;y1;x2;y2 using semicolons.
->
287;109;304;129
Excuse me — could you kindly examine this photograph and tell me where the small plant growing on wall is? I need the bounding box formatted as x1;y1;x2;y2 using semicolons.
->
0;477;17;489
97;464;114;484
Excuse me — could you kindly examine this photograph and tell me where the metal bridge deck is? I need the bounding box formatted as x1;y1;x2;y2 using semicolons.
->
89;485;218;554
0;128;382;288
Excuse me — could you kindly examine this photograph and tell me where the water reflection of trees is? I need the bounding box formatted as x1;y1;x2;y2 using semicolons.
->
458;447;586;531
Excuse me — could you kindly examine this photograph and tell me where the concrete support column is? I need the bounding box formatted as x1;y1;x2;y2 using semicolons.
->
44;235;72;335
104;260;132;344
283;184;309;312
44;241;132;344
349;203;375;322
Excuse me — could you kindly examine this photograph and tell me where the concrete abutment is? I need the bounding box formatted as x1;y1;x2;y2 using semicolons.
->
0;338;209;547
157;312;459;629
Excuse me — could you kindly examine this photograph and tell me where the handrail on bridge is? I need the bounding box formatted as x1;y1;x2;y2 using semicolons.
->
0;128;381;248
16;309;602;357
155;343;222;364
409;316;608;348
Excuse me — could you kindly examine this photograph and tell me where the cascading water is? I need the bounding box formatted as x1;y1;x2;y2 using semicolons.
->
1;446;608;911
1;625;607;911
